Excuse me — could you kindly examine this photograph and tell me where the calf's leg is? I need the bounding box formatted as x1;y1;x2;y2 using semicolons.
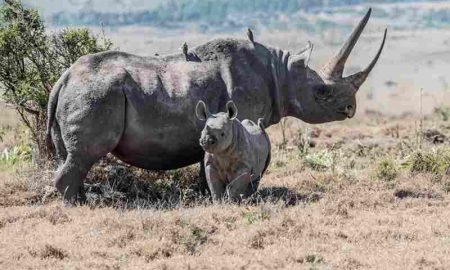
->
205;164;225;201
198;159;210;194
226;172;252;201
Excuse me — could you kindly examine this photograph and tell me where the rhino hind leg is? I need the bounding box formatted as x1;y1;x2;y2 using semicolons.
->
226;172;252;201
55;121;124;204
54;85;126;204
54;153;95;204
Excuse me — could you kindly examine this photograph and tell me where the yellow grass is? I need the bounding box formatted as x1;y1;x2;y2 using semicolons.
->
2;27;450;269
1;110;450;269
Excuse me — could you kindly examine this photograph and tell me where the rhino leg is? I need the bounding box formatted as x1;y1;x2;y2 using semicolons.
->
54;153;94;204
226;172;252;201
198;159;210;194
55;120;124;203
54;85;125;204
205;164;225;201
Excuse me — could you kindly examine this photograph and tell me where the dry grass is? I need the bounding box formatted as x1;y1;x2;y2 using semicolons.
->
1;109;450;269
1;182;449;269
2;26;450;269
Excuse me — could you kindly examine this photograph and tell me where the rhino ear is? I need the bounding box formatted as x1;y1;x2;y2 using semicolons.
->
226;100;238;120
288;41;314;70
298;41;313;64
195;100;209;121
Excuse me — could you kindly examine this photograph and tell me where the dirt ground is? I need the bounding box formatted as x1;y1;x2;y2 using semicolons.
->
1;26;450;269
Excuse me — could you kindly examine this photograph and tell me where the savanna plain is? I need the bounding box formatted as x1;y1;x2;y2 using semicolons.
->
1;24;450;269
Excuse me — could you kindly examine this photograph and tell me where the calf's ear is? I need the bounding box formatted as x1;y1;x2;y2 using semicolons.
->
226;100;238;120
195;100;209;121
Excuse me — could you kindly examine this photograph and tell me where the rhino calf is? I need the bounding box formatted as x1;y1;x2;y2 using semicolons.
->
195;100;271;201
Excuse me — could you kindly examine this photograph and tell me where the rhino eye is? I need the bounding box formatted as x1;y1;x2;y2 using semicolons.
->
221;132;225;137
314;85;334;101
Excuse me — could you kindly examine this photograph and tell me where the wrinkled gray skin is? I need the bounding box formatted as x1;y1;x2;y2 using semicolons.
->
196;100;271;201
46;9;386;202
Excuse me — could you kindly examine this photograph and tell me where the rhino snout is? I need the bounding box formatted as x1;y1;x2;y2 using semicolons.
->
199;135;217;150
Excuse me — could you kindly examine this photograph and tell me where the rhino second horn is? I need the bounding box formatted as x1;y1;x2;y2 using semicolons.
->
321;8;372;79
346;28;387;91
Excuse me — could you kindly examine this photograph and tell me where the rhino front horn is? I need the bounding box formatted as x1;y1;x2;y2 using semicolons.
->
321;8;373;79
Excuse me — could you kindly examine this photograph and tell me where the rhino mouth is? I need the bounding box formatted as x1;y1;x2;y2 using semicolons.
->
341;111;354;119
337;105;355;119
199;137;217;152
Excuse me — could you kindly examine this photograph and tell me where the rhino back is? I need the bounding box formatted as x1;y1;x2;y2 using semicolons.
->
193;39;277;124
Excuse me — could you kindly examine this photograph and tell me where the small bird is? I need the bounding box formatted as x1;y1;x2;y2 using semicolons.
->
182;42;188;61
247;28;254;44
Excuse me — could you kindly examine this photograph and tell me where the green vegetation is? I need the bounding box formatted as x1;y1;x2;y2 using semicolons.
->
0;0;112;161
182;226;207;254
374;158;398;182
434;106;450;121
303;150;333;171
407;148;450;175
0;128;31;165
242;207;271;224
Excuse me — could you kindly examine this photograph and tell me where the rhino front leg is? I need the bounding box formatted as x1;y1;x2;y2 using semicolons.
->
226;172;252;201
198;158;210;194
205;164;225;201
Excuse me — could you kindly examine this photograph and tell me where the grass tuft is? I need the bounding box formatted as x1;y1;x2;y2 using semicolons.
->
374;158;398;182
407;148;450;175
434;106;450;121
303;150;333;171
40;244;68;260
182;226;208;254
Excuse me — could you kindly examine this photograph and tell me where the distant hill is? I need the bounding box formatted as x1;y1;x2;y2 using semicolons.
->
21;0;450;31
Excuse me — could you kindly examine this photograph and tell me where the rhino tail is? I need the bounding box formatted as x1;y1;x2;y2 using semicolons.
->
45;71;68;153
257;118;265;130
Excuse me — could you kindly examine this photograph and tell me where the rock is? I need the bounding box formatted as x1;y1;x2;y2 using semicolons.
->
423;128;447;144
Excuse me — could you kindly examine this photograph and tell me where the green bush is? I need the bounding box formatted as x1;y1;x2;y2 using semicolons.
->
434;106;450;121
304;150;333;171
407;148;450;175
0;0;112;161
374;158;398;182
0;127;31;165
0;143;31;165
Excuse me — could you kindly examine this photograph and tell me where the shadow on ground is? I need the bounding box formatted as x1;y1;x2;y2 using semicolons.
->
11;155;322;209
251;187;323;206
79;158;322;209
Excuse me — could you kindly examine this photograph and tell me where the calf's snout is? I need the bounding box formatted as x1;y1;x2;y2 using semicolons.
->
199;134;217;149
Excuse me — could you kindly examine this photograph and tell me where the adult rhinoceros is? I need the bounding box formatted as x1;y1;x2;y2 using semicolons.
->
46;9;386;201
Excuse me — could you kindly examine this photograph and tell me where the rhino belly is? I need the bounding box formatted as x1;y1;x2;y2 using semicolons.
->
112;136;203;170
112;120;204;170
